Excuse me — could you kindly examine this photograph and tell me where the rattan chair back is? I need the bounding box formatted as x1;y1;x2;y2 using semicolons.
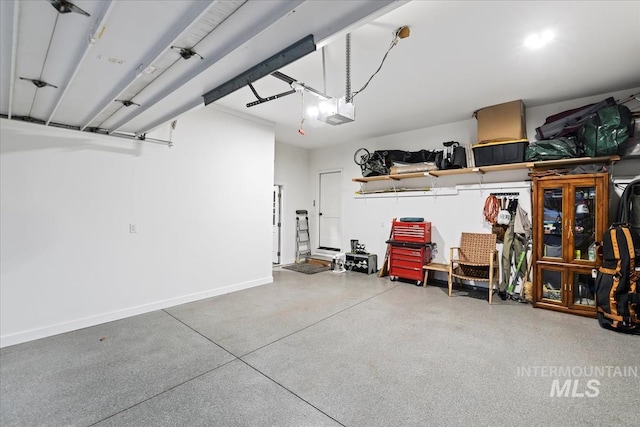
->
457;233;497;264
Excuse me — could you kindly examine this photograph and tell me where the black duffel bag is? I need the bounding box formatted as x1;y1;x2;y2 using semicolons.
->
377;149;442;167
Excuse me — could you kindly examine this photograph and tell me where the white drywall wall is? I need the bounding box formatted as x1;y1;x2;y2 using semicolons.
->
0;107;275;347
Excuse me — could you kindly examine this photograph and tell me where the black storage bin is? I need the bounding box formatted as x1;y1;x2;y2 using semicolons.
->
472;139;528;166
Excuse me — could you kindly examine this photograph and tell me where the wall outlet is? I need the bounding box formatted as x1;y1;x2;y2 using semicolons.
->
129;223;137;233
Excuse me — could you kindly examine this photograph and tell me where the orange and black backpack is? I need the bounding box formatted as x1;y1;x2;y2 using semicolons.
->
595;223;640;334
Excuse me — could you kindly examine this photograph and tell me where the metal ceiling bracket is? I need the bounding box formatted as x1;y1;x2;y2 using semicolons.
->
48;0;90;17
246;83;296;108
245;69;333;108
202;34;316;106
116;100;141;107
171;46;203;60
19;77;58;89
271;71;331;100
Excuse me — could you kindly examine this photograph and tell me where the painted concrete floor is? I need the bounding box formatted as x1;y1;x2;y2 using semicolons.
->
1;269;638;426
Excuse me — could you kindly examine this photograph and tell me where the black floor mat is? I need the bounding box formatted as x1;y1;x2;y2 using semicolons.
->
282;263;331;274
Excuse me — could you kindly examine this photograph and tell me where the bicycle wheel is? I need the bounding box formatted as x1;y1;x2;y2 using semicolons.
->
353;148;370;166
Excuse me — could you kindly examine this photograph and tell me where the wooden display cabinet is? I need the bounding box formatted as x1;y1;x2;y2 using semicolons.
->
531;172;609;317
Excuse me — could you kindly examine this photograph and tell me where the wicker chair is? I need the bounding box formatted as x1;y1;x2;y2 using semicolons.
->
448;232;499;304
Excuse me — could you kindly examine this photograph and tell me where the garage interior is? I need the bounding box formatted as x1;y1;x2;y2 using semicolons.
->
1;1;639;425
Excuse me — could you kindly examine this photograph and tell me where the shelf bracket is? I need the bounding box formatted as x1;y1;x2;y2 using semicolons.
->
608;161;615;184
477;169;485;193
426;172;438;191
392;179;398;202
358;181;367;199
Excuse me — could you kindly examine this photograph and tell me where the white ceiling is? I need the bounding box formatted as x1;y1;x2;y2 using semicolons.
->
2;1;639;149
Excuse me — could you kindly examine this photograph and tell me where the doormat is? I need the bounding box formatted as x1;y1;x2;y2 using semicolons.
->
282;261;331;275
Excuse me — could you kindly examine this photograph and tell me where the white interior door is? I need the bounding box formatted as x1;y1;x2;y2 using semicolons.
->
272;185;281;264
319;171;342;251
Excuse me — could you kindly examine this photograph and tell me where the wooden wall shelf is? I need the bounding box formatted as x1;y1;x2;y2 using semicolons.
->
352;156;620;183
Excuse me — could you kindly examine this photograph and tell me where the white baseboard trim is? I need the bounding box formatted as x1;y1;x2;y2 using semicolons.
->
0;276;273;348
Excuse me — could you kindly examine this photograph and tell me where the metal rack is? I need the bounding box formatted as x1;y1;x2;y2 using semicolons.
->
490;192;519;197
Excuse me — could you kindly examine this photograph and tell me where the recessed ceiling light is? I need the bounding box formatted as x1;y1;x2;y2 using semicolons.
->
524;29;555;49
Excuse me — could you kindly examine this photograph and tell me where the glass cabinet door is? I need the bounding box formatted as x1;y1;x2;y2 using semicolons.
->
538;265;564;304
571;185;597;262
542;187;564;260
570;269;596;309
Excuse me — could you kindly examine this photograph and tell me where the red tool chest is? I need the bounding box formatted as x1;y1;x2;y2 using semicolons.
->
391;221;431;243
387;221;432;284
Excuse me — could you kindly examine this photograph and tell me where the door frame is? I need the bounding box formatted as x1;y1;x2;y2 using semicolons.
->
272;184;283;265
316;168;343;253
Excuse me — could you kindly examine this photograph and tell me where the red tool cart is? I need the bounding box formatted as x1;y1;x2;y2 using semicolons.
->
386;220;432;285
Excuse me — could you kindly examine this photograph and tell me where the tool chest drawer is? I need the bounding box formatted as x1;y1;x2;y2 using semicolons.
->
388;246;431;283
391;221;431;243
389;265;424;282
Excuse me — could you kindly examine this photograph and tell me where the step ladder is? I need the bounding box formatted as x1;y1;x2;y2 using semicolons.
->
295;210;311;263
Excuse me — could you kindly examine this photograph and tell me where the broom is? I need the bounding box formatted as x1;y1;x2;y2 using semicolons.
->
522;253;534;302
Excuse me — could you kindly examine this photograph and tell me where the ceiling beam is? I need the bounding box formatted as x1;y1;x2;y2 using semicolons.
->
106;0;305;134
79;0;218;131
115;1;404;136
202;35;316;106
314;0;405;48
8;0;20;119
45;0;115;126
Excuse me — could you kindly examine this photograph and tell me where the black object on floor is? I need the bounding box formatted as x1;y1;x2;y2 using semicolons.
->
283;263;331;275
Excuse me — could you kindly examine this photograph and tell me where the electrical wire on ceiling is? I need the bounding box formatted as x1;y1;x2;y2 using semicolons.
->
350;26;409;101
